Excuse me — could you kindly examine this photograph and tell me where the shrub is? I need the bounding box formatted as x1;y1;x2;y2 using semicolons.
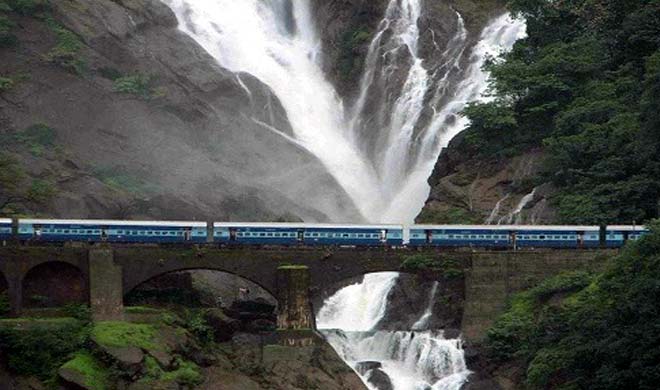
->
5;0;50;15
0;318;88;380
113;74;157;99
45;20;86;74
26;178;55;203
0;292;10;316
0;76;14;91
400;255;463;279
0;15;17;47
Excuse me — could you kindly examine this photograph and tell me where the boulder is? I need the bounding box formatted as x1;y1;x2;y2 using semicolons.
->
205;308;242;342
367;368;394;390
354;361;382;375
97;345;144;377
58;367;91;390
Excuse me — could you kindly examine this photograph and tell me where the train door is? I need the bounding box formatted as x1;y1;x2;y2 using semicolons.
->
101;226;108;242
426;230;433;244
622;231;630;243
229;228;237;242
380;229;387;244
577;231;584;248
509;231;517;250
34;224;43;240
297;229;304;243
184;228;192;241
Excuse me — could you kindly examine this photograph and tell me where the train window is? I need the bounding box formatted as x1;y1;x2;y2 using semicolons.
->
539;235;545;240
64;230;70;233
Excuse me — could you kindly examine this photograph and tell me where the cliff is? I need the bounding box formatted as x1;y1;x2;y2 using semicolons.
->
0;0;356;222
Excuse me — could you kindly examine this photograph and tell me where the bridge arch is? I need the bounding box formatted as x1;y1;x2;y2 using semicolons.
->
22;261;87;308
123;267;277;300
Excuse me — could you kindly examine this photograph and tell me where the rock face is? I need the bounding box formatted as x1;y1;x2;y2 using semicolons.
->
417;133;556;225
375;273;464;331
0;0;356;221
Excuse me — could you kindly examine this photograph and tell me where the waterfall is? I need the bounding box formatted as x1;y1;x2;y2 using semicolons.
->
319;275;469;390
163;0;526;224
161;1;526;388
412;281;439;331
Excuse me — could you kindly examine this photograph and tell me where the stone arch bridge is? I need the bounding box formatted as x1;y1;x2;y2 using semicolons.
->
0;244;614;340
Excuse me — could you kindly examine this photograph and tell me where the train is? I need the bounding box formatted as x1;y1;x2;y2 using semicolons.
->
0;218;649;249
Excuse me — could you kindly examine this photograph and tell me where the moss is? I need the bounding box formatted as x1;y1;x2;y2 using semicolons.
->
92;321;160;350
60;351;110;390
125;306;164;315
162;358;203;387
277;264;308;270
0;76;13;91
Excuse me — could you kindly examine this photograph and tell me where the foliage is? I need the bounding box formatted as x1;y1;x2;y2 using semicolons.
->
0;76;13;92
460;0;660;224
2;0;49;16
486;221;660;389
0;292;9;316
0;14;16;47
60;351;109;390
180;309;213;345
400;254;463;279
91;321;158;350
113;74;160;99
45;19;86;74
0;318;88;380
162;358;203;387
25;178;55;203
92;166;156;195
416;206;482;224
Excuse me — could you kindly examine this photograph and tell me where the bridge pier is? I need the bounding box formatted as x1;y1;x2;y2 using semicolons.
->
6;276;22;316
276;265;314;330
89;248;124;321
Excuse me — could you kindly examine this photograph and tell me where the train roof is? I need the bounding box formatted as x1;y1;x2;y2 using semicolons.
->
0;218;11;224
607;225;648;231
213;222;403;230
410;224;601;231
18;219;207;227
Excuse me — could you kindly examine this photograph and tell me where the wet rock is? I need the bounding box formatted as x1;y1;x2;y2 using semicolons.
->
230;298;276;316
444;328;462;339
245;318;277;333
366;368;394;390
58;366;91;390
354;360;382;375
96;345;144;376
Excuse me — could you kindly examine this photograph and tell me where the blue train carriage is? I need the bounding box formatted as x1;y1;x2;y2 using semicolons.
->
0;218;13;241
408;225;512;247
605;225;649;247
104;220;207;243
302;224;403;246
512;225;601;248
213;222;404;246
213;223;301;245
18;219;104;242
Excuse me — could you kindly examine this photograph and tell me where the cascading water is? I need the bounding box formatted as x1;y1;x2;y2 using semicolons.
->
162;1;525;388
318;275;469;390
162;0;525;224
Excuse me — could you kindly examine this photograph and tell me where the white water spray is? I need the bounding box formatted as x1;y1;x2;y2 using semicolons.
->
163;0;525;224
319;275;469;390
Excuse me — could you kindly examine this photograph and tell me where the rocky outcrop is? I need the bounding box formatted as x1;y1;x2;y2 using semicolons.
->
418;132;556;224
375;273;464;331
0;0;356;221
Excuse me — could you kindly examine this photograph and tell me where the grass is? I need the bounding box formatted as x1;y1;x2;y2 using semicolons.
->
113;74;162;100
60;351;109;390
91;321;160;350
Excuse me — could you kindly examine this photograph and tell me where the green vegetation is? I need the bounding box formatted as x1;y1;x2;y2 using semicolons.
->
400;254;463;279
140;355;202;388
486;221;660;389
92;166;157;195
0;317;88;380
113;74;163;99
60;351;109;390
0;292;10;316
416;206;482;224
91;321;159;350
459;0;660;224
45;18;85;74
0;0;50;47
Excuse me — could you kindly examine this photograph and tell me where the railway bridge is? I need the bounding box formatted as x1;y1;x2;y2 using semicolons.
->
0;244;615;340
